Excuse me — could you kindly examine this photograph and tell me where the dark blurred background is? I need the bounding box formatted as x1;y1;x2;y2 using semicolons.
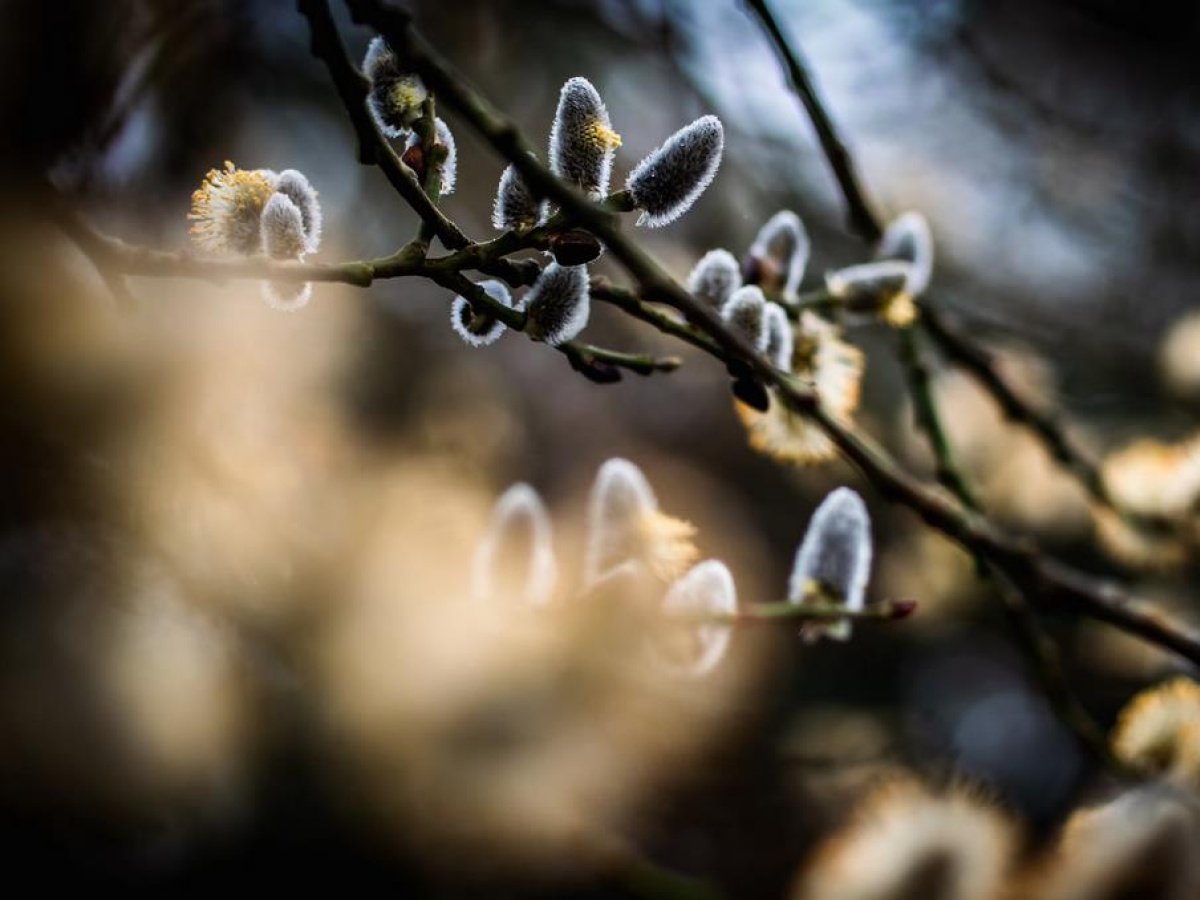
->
1;0;1199;895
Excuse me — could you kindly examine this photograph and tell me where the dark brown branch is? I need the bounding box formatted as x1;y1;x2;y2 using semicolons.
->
899;323;1120;772
742;0;882;241
921;302;1124;516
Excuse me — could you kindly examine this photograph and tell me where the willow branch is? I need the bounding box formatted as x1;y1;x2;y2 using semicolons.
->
899;324;1119;771
344;0;1200;667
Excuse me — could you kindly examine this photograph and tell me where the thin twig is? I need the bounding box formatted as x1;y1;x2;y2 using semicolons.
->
920;302;1135;521
297;0;467;250
562;342;682;378
899;324;1121;772
742;0;882;241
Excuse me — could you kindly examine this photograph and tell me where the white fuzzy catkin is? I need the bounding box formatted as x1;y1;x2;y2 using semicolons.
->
583;458;659;585
687;248;743;309
877;210;933;296
404;117;458;196
788;487;872;641
626;115;724;228
273;169;322;254
471;483;558;608
260;193;308;260
451;280;513;347
748;210;809;299
492;158;544;231
259;193;312;312
549;76;619;199
362;36;428;137
521;262;590;345
763;302;794;371
656;560;737;678
721;285;769;352
824;259;914;302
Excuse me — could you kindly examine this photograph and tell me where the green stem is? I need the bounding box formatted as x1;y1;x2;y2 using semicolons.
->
900;323;1123;774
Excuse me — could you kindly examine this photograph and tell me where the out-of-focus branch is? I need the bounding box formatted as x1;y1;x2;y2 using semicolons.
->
343;0;1200;668
735;598;916;625
742;0;882;242
899;325;980;509
591;279;724;356
899;324;1120;772
920;302;1134;521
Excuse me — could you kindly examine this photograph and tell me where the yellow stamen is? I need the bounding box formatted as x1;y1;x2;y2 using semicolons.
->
585;119;623;151
636;509;699;582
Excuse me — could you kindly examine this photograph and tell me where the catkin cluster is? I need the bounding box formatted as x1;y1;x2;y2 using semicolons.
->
473;458;876;676
688;209;866;464
188;162;323;310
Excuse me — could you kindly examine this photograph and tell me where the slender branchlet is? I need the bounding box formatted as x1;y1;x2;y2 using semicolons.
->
655;560;737;678
471;482;558;607
521;262;590;346
451;279;513;347
549;76;621;199
273;169;323;254
686;248;743;310
492;156;545;231
746;210;809;300
788;487;872;641
363;35;429;137
721;285;769;352
626;115;724;228
763;302;793;371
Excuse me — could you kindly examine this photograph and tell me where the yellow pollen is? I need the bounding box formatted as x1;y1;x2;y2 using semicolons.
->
635;509;699;582
883;292;918;328
585;119;623;151
188;161;276;255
